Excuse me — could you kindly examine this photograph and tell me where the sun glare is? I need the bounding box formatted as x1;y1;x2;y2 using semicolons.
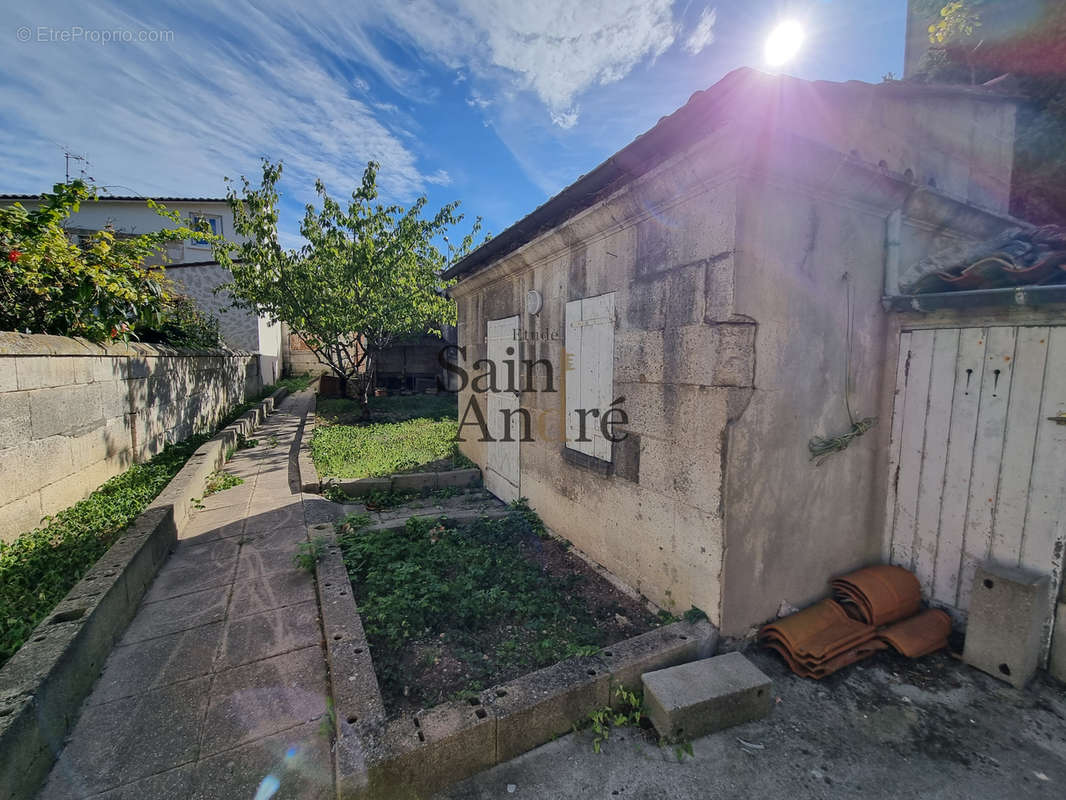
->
765;20;805;67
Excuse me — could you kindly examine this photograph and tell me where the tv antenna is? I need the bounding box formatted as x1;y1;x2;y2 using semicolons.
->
64;151;94;184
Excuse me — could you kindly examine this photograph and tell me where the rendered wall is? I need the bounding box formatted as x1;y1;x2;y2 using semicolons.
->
0;333;262;541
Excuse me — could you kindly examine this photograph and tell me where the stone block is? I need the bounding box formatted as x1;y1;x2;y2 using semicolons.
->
0;390;31;449
0;358;18;392
15;356;76;390
1049;601;1066;684
601;620;718;697
0;494;43;543
391;471;439;491
963;563;1051;689
484;657;610;762
642;652;772;741
29;383;103;438
435;468;481;489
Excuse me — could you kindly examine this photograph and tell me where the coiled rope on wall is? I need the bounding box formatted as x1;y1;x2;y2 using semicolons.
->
808;272;876;465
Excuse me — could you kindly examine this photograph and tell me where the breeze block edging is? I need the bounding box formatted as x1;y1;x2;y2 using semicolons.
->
310;521;718;800
0;387;290;800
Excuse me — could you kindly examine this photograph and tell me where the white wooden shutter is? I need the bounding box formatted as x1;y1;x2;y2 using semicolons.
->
565;292;615;462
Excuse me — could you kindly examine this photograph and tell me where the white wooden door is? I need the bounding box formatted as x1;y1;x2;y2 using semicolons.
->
884;326;1066;655
485;316;520;503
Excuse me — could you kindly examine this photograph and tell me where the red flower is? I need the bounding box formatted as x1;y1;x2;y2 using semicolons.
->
7;250;19;263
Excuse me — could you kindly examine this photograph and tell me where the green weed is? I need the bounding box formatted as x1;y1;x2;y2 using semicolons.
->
203;471;244;496
294;536;328;572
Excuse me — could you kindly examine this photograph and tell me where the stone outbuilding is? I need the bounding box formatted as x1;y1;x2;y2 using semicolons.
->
445;67;1065;640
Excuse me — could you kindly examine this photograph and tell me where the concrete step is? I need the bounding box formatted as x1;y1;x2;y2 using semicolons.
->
642;651;772;741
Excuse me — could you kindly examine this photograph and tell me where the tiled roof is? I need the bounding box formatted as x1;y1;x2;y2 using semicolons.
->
901;225;1066;294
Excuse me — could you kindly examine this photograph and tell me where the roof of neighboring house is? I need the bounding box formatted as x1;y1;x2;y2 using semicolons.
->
900;225;1066;294
444;67;1019;282
0;194;227;203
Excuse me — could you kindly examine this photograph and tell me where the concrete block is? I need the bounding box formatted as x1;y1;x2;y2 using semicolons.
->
601;620;718;697
963;563;1051;689
391;471;439;491
484;657;610;762
642;652;772;741
435;468;481;489
363;700;497;798
1050;601;1066;684
336;477;391;498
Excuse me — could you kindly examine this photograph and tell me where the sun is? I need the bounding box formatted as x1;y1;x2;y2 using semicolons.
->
765;20;805;67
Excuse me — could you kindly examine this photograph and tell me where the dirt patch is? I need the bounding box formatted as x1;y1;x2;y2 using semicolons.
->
338;505;660;718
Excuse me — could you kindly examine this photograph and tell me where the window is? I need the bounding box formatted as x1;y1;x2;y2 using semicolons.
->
564;291;615;463
188;213;222;247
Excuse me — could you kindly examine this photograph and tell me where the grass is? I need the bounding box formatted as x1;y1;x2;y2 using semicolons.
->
0;434;210;666
312;394;472;479
0;372;317;669
338;502;623;711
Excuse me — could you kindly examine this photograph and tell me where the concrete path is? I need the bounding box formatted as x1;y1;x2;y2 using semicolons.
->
38;392;335;800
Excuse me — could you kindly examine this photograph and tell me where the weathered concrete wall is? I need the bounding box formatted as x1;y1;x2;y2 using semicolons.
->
282;327;331;377
453;129;754;624
716;117;1028;635
0;333;262;541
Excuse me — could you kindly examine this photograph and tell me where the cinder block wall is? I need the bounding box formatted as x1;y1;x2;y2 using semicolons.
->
0;332;262;542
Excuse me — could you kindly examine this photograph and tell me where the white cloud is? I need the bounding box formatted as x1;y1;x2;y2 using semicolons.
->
684;7;717;55
380;0;679;128
0;0;446;231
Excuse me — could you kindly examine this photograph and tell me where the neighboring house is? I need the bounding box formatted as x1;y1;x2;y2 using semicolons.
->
0;194;282;384
444;66;1065;657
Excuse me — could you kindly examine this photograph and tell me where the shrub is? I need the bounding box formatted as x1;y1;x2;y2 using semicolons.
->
0;180;218;343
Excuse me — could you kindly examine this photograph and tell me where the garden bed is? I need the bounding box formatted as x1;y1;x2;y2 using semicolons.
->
336;504;661;717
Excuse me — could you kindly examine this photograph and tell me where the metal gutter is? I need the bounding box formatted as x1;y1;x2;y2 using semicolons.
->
883;284;1066;312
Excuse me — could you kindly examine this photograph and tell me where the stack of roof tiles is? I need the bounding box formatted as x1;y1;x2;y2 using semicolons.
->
760;566;951;679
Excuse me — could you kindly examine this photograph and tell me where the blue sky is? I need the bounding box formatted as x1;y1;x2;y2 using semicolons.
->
1;1;907;249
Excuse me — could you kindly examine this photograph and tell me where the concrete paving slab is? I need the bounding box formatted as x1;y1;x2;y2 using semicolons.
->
140;558;236;604
168;536;240;567
90;765;195;800
34;392;334;800
200;646;328;755
88;622;225;706
189;720;333;800
118;585;229;644
243;505;306;534
38;677;210;798
229;571;317;620
236;545;304;580
216;600;321;670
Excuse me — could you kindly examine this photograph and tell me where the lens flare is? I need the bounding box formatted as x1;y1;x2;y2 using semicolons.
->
765;20;805;67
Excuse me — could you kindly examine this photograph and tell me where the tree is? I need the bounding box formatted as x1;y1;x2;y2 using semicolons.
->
215;160;480;412
911;1;1066;224
0;180;220;343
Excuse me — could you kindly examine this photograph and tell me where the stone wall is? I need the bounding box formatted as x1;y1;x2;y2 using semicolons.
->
0;333;262;541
